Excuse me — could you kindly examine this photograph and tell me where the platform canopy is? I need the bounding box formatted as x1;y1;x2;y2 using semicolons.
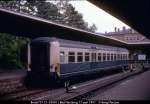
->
0;7;150;49
88;0;150;40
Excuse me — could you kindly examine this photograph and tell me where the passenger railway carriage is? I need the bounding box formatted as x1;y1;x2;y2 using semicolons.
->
26;37;129;85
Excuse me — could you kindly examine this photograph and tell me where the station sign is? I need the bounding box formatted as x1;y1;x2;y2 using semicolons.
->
138;54;146;60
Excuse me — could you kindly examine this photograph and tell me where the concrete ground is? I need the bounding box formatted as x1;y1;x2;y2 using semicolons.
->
90;70;150;100
0;69;26;80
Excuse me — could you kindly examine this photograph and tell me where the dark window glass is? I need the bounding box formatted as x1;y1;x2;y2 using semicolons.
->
85;53;89;56
77;52;83;62
123;54;125;60
98;53;101;61
69;56;75;62
78;52;82;55
68;52;75;63
85;53;90;62
69;52;75;55
120;54;122;60
91;53;96;62
111;54;113;61
103;53;106;61
117;54;120;60
121;54;123;60
126;54;128;60
114;54;117;60
107;53;110;61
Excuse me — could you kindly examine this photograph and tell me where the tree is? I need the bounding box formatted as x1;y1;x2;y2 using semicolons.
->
0;1;98;70
36;1;60;22
56;1;97;32
0;0;97;32
0;0;21;11
23;0;39;15
0;33;29;70
56;1;89;31
88;24;97;32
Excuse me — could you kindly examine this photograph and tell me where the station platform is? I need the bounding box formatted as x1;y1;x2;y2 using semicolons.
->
90;69;150;100
0;69;26;80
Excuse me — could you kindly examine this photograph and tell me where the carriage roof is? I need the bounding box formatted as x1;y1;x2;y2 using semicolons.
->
32;37;129;52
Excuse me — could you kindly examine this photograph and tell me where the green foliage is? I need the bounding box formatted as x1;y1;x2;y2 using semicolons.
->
88;24;98;32
37;1;60;21
0;0;21;11
0;0;97;32
63;3;89;30
0;33;29;70
0;1;98;70
56;1;97;32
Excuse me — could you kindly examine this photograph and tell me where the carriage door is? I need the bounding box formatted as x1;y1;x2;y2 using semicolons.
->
91;53;97;69
31;42;50;72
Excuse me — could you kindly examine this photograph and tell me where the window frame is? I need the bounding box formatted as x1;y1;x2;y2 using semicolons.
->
85;52;90;62
103;53;106;61
68;52;75;63
98;53;101;62
107;53;110;61
111;53;113;61
77;52;83;62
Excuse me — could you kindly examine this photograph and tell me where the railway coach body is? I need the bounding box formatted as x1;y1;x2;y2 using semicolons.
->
27;37;129;82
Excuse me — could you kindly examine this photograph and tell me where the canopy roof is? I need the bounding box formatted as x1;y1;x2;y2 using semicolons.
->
0;7;149;49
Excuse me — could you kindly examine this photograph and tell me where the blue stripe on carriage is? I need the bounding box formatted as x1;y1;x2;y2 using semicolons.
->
60;60;128;74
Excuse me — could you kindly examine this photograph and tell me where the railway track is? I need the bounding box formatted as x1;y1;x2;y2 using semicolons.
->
60;69;143;100
0;71;48;101
31;68;144;100
0;74;26;96
0;67;147;100
2;89;50;100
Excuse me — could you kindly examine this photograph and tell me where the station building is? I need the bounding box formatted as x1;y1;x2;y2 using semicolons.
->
105;27;150;43
105;27;150;60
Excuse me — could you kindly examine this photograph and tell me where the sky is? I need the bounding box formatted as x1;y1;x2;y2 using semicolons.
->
70;0;130;33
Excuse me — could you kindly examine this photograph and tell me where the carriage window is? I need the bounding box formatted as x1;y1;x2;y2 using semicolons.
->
68;52;75;63
119;54;121;60
114;54;117;60
91;53;96;62
98;53;101;61
111;54;113;61
121;54;123;60
121;54;124;60
60;51;65;63
120;54;122;60
77;52;83;62
85;53;90;62
122;54;124;60
124;54;126;60
117;54;120;60
126;54;128;60
107;53;110;61
123;54;125;60
103;53;106;61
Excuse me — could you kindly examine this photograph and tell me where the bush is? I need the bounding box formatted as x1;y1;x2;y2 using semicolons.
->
0;33;29;70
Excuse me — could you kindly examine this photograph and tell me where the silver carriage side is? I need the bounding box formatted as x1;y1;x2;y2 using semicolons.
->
26;37;129;86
